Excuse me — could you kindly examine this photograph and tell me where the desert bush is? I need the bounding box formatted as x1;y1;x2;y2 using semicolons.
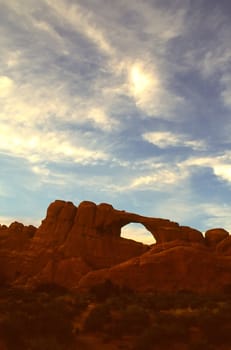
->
223;283;231;295
197;305;231;346
133;322;184;350
133;326;159;350
112;304;150;336
134;319;189;350
189;340;212;350
0;271;8;287
89;279;120;301
27;336;69;350
1;312;27;350
84;304;111;331
0;289;75;350
34;282;69;296
89;279;135;302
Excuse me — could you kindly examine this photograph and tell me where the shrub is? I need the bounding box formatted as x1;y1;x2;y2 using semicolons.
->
89;279;135;302
133;326;158;350
34;282;69;296
27;336;68;350
189;340;212;350
115;304;150;335
84;304;111;331
0;290;75;350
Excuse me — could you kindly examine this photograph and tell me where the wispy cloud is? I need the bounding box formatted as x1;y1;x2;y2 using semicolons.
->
0;122;108;165
44;0;114;56
182;153;231;184
1;0;231;237
199;203;231;233
42;0;187;120
129;168;184;190
143;131;206;150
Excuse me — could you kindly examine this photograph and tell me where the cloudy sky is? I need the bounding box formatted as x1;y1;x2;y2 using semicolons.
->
1;0;231;243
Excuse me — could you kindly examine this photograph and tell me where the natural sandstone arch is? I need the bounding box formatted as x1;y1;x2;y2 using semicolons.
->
35;200;205;247
121;222;156;245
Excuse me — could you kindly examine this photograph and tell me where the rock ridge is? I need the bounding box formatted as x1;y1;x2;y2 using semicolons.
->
1;199;231;293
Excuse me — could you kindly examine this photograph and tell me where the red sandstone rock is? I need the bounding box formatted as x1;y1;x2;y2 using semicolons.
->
78;245;231;293
1;199;231;293
148;240;209;255
27;256;91;289
35;200;66;242
205;228;229;247
0;222;36;251
216;236;231;255
35;200;205;249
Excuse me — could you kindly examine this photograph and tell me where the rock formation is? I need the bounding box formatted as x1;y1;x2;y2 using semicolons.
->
205;228;229;247
78;244;231;293
1;199;231;293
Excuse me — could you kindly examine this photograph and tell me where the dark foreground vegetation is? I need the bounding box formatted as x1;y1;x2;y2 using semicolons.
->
1;281;231;349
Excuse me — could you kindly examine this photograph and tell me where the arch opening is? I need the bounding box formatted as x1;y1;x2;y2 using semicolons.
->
121;223;156;245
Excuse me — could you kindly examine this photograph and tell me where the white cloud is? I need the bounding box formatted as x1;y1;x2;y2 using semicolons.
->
199;203;231;233
146;196;231;233
104;161;188;193
106;151;231;196
0;123;108;166
0;76;15;97
213;164;231;182
143;131;206;150
130;170;180;189
182;152;231;183
129;62;159;98
124;59;184;118
0;0;187;131
86;107;118;131
120;0;187;43
44;0;114;56
127;61;160;111
42;0;185;120
112;151;231;195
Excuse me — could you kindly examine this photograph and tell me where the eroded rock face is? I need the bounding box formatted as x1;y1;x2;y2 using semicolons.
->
0;222;36;250
35;200;77;244
34;200;149;269
35;200;205;245
205;228;229;247
0;199;231;293
30;199;206;273
78;245;231;293
216;236;231;255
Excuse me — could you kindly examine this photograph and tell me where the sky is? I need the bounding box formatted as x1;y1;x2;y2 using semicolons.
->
1;0;231;244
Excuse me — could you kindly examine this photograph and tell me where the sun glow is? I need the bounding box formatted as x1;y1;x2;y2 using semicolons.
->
0;76;14;97
128;63;160;110
130;65;151;93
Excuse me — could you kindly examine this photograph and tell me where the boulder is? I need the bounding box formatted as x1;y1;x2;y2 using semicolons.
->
205;228;229;247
